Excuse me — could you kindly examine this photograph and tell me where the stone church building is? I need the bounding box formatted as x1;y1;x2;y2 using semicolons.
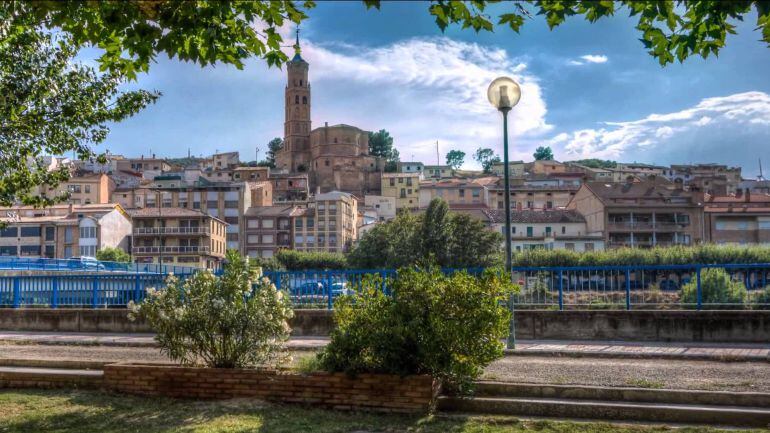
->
275;34;383;197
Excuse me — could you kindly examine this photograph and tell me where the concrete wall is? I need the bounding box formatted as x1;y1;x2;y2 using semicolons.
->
0;308;335;336
2;309;769;342
514;310;770;343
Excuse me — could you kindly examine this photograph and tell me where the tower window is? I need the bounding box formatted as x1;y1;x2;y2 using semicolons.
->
299;79;303;86
302;96;307;104
325;160;330;166
295;95;299;104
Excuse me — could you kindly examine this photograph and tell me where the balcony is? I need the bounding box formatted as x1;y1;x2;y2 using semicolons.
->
134;227;210;235
132;246;210;254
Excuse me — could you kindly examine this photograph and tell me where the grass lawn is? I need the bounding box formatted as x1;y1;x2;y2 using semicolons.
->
0;390;765;433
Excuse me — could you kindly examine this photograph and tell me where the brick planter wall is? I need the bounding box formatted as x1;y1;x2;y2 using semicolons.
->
103;363;439;413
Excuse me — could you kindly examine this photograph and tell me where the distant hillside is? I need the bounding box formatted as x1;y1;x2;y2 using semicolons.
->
568;159;618;169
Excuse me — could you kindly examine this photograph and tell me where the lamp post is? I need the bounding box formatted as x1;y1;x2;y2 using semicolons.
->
487;76;521;350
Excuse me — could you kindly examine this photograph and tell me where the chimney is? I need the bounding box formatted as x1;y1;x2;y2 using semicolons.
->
745;188;751;202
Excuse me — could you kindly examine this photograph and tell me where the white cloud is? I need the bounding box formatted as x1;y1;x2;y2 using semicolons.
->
293;37;552;166
581;54;608;64
552;92;770;166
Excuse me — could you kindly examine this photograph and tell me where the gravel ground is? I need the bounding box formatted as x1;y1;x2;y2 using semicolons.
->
2;343;769;393
484;356;770;392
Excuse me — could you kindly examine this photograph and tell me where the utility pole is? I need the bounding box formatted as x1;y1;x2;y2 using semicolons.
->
157;190;163;273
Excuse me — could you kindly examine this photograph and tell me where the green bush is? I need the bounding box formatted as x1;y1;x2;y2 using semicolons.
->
317;268;516;393
512;245;770;268
128;250;293;368
751;286;770;309
275;249;348;270
95;247;131;263
680;268;747;306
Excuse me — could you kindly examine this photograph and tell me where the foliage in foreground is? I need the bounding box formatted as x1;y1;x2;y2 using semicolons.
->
128;251;293;368
318;268;516;393
680;268;747;306
0;389;750;433
95;247;131;263
348;198;502;269
512;244;770;267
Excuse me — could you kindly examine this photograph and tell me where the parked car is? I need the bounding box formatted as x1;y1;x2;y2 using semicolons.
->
69;256;105;270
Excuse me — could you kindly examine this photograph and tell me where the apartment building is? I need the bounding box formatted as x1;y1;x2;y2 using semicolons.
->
397;161;424;174
704;190;770;244
382;173;420;210
527;160;567;175
116;156;172;178
568;179;705;248
423;165;454;179
243;205;300;258
564;163;614;181
269;172;309;203
486;209;604;252
128;207;227;269
0;204;131;258
111;178;261;251
363;195;397;221
490;161;525;177
419;178;487;208
233;166;270;182
293;191;357;253
614;163;666;180
486;179;578;211
39;173;115;205
664;164;742;195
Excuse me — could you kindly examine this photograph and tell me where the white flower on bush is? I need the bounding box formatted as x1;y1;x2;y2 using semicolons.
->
127;251;293;368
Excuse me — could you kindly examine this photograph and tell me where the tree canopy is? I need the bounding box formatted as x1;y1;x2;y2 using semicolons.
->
348;198;502;268
368;129;400;172
364;0;770;66
474;148;501;174
262;137;284;168
569;158;618;169
533;146;554;161
0;28;157;208
446;150;466;169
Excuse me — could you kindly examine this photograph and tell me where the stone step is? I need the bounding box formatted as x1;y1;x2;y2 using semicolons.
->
438;395;770;427
0;366;103;389
473;381;770;408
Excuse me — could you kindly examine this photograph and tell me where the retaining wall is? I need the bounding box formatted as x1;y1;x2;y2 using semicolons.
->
104;363;437;413
2;309;769;342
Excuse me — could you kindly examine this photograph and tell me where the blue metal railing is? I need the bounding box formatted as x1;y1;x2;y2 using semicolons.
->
0;256;203;275
2;262;769;310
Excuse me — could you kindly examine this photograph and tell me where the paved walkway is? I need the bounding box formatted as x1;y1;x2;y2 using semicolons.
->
0;331;767;361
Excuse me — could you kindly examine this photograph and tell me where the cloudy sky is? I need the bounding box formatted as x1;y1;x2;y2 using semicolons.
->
99;2;770;176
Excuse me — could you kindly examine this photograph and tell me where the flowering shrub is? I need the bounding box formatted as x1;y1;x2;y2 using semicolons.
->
128;251;293;368
317;267;516;393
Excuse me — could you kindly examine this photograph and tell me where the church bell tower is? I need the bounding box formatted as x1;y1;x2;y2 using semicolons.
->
276;29;311;172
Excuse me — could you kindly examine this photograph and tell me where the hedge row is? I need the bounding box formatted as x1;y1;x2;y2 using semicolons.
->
512;245;770;268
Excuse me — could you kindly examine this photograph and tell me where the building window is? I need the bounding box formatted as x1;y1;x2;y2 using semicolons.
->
302;96;307;104
79;226;96;239
247;219;259;229
224;216;238;225
45;226;55;241
584;243;595;251
389;178;395;186
262;219;274;229
0;246;18;255
295;95;299;104
21;245;41;256
472;189;480;198
562;226;566;234
248;235;259;244
545;226;552;236
78;245;96;257
1;227;18;237
224;200;239;208
459;189;465;197
262;234;274;244
206;200;218;210
306;218;314;229
294;235;304;245
20;227;41;237
526;226;533;237
63;246;72;258
295;219;302;229
565;243;575;251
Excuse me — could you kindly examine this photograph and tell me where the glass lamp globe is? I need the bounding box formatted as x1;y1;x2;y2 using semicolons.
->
487;77;521;111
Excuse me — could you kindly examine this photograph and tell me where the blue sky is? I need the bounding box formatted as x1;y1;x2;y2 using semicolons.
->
99;2;770;176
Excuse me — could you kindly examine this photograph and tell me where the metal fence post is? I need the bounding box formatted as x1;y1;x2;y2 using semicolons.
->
557;270;564;311
696;266;702;310
625;268;631;311
92;277;99;309
326;271;333;310
52;277;59;309
12;276;20;309
134;274;141;303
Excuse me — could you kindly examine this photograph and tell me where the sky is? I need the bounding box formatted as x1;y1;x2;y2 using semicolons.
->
96;2;770;176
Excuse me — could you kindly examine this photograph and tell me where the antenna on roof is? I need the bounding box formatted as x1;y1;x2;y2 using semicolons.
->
436;140;440;166
759;158;765;181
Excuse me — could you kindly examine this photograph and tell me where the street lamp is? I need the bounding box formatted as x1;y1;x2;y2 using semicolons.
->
487;76;521;350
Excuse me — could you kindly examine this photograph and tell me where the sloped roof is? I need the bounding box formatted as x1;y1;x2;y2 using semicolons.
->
484;209;585;224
